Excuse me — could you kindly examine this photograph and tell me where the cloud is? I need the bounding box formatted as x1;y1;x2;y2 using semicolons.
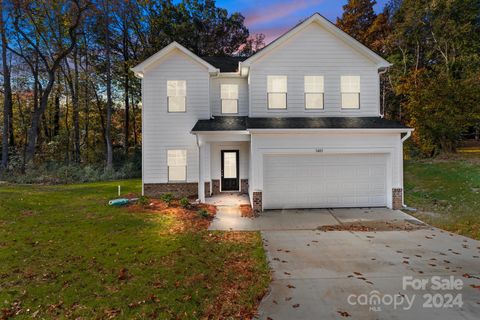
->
244;0;324;27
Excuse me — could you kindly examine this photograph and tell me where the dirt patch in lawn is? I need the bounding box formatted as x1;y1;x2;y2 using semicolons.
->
318;220;428;232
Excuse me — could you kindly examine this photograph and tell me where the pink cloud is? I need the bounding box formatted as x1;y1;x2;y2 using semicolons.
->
244;0;324;27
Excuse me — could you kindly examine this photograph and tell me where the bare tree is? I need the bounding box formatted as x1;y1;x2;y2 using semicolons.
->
10;0;89;163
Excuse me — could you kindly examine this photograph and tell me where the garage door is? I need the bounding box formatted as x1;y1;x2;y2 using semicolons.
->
263;153;388;209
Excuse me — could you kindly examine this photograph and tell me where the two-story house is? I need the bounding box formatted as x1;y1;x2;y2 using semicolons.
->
132;13;412;212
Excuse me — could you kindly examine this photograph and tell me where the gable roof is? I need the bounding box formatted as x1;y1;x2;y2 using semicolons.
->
131;41;219;78
241;13;391;69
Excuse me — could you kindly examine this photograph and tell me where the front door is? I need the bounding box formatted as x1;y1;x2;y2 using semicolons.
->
221;150;239;191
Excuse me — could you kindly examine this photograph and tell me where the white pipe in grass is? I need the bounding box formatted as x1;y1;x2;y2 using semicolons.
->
118;185;121;197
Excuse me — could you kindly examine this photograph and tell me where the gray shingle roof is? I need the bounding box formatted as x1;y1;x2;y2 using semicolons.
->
200;56;247;72
191;116;409;132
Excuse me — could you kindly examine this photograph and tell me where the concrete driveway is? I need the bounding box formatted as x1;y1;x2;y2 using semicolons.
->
209;208;480;319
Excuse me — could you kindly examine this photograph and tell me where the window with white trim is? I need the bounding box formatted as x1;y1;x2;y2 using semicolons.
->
267;75;287;109
304;76;324;109
221;84;238;114
341;76;360;109
167;149;187;182
167;80;186;112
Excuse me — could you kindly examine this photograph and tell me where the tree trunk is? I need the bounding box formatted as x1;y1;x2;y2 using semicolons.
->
1;0;13;171
73;45;80;163
122;18;130;153
53;94;60;137
105;0;113;169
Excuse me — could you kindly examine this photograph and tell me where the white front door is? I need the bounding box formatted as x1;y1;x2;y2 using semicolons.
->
263;153;388;209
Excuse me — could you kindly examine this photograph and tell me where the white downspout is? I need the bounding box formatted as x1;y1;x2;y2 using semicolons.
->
401;131;414;209
378;67;389;118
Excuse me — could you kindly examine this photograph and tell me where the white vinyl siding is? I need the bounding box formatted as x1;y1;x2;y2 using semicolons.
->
221;84;238;114
248;23;380;117
341;76;360;109
267;75;287;109
211;77;248;116
304;76;324;109
167;149;187;181
167;80;186;112
143;49;210;184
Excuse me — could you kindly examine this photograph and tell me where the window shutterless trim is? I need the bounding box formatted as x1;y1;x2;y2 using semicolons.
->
221;99;239;114
267;92;288;110
304;92;324;110
166;149;187;182
340;92;361;110
167;96;187;113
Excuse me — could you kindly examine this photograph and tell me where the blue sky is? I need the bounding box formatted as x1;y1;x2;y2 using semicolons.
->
214;0;388;43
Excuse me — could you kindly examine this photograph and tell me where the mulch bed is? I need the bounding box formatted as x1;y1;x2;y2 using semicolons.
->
128;199;217;232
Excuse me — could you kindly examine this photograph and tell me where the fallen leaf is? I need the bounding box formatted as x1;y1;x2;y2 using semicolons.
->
285;297;292;301
287;284;296;289
292;304;300;308
337;310;351;317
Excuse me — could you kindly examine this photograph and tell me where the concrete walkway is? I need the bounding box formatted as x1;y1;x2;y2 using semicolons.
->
209;207;417;231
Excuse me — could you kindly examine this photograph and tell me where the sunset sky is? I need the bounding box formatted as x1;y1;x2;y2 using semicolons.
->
214;0;388;43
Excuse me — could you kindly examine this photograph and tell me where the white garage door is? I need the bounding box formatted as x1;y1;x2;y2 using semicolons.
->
263;153;388;209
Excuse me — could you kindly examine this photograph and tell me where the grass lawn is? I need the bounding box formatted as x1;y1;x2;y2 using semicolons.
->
404;155;480;240
0;180;270;319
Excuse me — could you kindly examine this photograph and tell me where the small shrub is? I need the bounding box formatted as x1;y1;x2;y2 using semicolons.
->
180;197;190;208
138;195;150;207
197;208;210;219
160;193;174;206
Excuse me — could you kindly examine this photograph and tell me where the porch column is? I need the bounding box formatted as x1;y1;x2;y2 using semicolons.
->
198;140;206;203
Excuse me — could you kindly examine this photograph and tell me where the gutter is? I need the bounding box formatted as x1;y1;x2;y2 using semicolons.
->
400;130;414;210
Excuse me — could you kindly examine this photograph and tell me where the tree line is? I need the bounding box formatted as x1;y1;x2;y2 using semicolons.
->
337;0;480;155
1;0;479;181
0;0;263;179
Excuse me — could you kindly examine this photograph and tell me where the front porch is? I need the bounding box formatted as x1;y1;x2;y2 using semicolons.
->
196;130;251;205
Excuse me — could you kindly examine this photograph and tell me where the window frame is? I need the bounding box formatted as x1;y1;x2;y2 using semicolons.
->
304;76;325;110
167;80;187;113
267;75;288;110
340;76;361;110
220;84;239;114
167;149;187;182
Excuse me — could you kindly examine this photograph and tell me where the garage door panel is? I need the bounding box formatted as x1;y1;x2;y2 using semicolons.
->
263;154;387;209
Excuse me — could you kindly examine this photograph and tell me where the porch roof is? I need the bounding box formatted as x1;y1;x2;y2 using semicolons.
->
191;116;409;132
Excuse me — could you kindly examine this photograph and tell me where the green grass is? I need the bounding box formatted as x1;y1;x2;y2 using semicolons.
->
404;158;480;240
0;180;269;319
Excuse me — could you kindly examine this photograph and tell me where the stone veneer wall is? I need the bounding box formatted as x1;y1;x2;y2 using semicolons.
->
212;179;221;195
252;191;262;213
204;181;211;198
240;179;249;194
392;188;403;210
144;183;198;198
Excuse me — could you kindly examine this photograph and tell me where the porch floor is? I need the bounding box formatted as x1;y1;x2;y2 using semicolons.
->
204;193;250;206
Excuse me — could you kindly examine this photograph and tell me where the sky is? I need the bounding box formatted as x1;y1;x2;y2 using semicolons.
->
214;0;389;44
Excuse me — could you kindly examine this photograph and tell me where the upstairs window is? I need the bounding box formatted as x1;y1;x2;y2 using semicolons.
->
341;76;360;109
267;75;287;109
167;80;186;112
221;84;239;114
304;76;324;109
167;149;187;182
